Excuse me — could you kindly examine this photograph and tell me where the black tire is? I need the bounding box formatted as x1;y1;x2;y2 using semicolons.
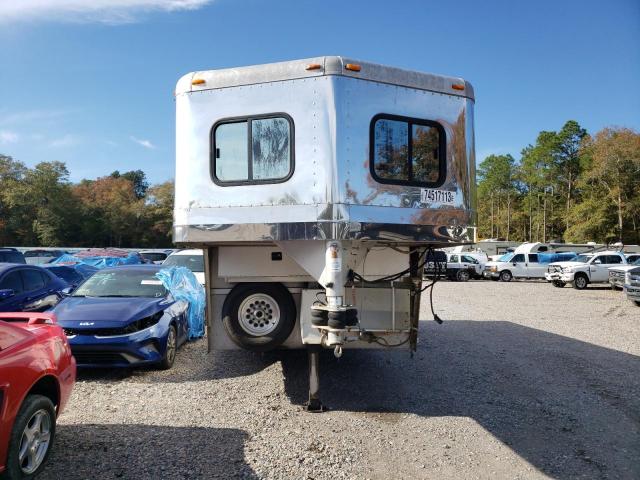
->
573;273;589;290
222;283;296;352
158;324;177;370
5;395;56;480
634;301;640;307
456;269;471;282
552;280;566;288
499;270;513;282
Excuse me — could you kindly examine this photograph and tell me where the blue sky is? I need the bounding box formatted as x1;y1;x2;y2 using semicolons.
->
0;0;638;184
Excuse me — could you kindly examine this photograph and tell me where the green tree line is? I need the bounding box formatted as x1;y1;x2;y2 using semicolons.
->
477;122;640;244
0;154;174;247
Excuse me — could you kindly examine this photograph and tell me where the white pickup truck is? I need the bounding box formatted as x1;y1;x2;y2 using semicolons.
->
608;255;640;289
545;251;627;289
623;267;640;306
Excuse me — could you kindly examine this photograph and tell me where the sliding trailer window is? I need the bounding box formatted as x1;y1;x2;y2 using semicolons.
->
212;113;294;185
370;114;446;187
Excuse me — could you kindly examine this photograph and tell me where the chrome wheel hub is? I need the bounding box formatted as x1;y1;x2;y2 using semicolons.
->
238;294;280;336
19;409;51;475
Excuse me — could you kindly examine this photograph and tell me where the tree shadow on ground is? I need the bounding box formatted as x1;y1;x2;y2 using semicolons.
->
41;424;257;479
281;321;640;480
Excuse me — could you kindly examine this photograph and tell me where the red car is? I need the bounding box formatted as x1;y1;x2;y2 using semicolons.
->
0;312;76;479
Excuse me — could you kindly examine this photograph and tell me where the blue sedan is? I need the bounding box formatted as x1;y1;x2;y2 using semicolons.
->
0;263;69;312
53;265;190;369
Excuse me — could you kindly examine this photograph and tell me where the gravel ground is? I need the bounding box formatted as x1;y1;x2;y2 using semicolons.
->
41;280;639;479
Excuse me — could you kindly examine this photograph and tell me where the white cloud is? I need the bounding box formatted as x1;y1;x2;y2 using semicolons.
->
0;0;213;24
130;136;156;149
0;130;19;144
49;134;79;148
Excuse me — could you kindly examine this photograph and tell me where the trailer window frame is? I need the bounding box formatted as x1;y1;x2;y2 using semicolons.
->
210;113;295;186
369;113;446;188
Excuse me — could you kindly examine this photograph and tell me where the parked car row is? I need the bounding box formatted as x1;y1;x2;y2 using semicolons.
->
0;251;206;478
468;241;640;306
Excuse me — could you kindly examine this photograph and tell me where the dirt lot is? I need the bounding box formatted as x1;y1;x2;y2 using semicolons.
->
42;281;639;479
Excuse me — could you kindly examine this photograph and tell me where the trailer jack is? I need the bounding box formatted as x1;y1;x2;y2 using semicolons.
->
305;346;326;412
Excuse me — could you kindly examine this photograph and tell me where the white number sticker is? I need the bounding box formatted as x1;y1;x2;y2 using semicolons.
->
420;189;455;205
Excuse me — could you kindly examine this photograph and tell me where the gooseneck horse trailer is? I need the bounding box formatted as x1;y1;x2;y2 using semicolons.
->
174;57;476;410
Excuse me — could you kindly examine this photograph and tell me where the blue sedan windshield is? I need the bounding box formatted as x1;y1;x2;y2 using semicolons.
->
72;270;167;298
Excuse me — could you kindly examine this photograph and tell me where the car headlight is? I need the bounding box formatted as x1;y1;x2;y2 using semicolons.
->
123;311;164;334
489;266;497;272
562;267;573;273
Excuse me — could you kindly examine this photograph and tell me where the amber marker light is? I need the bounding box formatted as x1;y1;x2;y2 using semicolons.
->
192;78;206;85
344;63;361;72
306;63;322;70
451;83;465;91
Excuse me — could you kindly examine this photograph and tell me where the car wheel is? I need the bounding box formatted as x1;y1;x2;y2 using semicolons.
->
573;274;588;290
634;301;640;307
456;270;470;282
222;283;296;352
499;270;513;282
158;324;177;370
5;395;56;480
552;280;566;288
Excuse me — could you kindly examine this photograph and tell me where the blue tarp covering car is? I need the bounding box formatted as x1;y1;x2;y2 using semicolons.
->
51;251;144;269
156;266;205;339
538;252;577;263
53;265;204;369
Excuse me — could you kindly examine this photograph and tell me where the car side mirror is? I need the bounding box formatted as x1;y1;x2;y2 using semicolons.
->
0;288;15;301
61;287;73;296
594;259;601;264
512;262;517;266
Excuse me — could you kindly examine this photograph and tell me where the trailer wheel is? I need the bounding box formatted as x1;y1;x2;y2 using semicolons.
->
222;283;296;352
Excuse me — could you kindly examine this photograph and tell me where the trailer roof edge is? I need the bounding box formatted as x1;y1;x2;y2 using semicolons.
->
176;56;475;101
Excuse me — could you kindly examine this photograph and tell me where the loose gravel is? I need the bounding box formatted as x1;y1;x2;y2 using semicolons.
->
42;280;639;479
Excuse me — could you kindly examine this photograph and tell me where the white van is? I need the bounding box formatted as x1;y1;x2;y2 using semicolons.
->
483;242;575;282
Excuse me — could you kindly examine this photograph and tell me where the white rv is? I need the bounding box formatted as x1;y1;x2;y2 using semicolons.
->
174;57;476;409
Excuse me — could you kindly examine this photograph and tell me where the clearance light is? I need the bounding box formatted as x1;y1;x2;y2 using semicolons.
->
192;78;206;85
306;63;322;70
345;63;361;72
451;83;465;91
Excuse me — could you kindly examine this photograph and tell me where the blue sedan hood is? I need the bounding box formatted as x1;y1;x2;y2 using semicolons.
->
54;296;169;328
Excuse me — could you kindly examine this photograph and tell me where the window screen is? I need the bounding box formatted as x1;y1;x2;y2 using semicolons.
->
606;255;622;264
213;114;293;185
528;254;539;263
371;114;445;187
512;254;525;263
